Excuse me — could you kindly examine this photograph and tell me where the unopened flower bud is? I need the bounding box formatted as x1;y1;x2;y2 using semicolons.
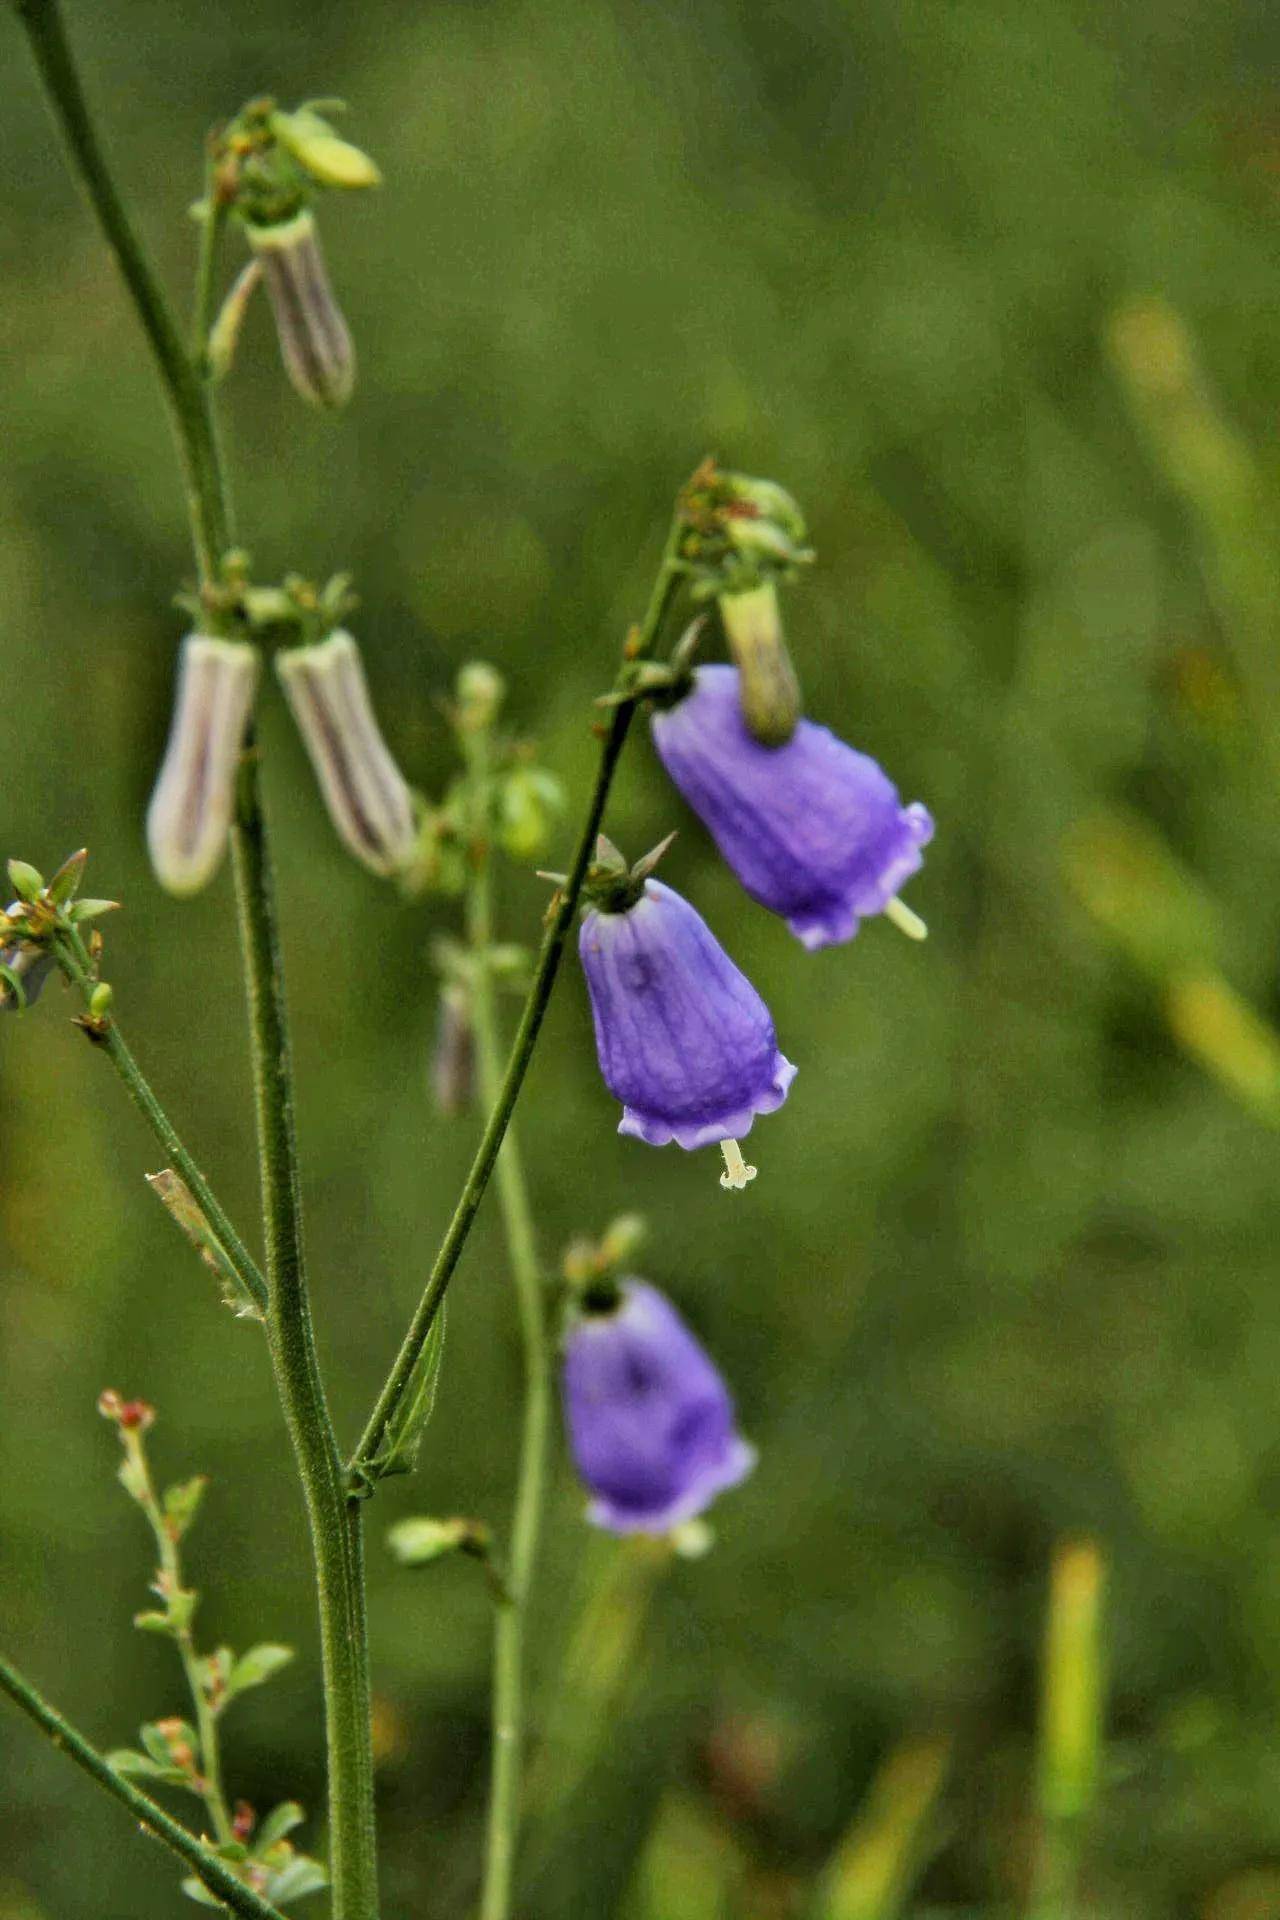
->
455;661;506;733
499;766;564;862
717;582;802;747
247;211;356;409
431;984;475;1117
147;637;260;897
270;109;383;191
276;631;417;878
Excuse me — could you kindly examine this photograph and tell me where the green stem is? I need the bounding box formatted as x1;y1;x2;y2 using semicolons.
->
0;1652;286;1920
192;154;230;365
465;772;552;1920
13;8;378;1907
13;0;231;583
55;927;268;1315
123;1423;234;1843
231;759;379;1920
349;517;685;1490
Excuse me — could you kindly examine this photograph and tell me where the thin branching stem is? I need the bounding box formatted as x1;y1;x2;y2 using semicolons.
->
13;8;377;1909
0;1652;286;1920
463;749;552;1920
55;927;268;1314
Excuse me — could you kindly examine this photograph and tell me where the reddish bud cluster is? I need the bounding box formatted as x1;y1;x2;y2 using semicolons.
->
96;1389;155;1431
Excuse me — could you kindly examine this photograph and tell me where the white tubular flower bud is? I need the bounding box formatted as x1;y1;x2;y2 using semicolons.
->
146;636;260;897
275;630;417;878
247;211;356;409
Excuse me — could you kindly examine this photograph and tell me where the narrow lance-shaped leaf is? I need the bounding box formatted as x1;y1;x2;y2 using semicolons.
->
226;1644;295;1700
369;1302;447;1478
147;1169;263;1321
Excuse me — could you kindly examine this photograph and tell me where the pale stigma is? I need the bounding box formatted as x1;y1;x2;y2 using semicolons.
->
719;1139;757;1192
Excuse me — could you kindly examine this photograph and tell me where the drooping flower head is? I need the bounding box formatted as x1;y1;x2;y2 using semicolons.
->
146;635;261;897
561;1279;756;1535
275;630;418;878
577;840;795;1189
651;665;933;950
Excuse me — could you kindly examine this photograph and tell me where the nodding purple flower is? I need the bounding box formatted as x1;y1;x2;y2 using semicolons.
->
561;1280;756;1535
651;665;933;950
578;874;795;1189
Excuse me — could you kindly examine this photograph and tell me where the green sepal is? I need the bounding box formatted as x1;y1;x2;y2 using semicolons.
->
46;848;88;905
6;860;43;902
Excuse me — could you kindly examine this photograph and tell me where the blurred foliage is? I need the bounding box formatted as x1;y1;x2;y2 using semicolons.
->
6;0;1280;1913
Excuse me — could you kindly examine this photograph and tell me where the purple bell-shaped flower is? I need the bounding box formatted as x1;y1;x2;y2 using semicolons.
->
578;865;795;1190
561;1280;756;1535
651;665;933;950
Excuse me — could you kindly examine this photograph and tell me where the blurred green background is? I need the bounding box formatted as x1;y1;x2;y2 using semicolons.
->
6;0;1280;1913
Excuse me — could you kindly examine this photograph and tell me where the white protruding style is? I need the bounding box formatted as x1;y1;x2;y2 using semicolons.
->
719;1139;758;1192
884;895;928;941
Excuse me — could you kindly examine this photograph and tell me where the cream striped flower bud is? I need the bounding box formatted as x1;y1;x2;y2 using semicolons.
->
147;636;260;897
246;211;356;409
275;630;417;878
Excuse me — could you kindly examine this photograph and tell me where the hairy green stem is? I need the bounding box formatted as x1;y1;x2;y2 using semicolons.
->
55;927;268;1315
13;7;377;1908
464;769;552;1920
0;1652;286;1920
231;762;380;1920
14;0;231;581
349;519;685;1490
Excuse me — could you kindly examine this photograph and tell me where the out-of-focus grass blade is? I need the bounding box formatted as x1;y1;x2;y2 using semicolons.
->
1029;1539;1107;1919
1062;810;1223;981
812;1733;952;1920
1109;298;1280;762
621;1793;742;1920
1064;810;1280;1125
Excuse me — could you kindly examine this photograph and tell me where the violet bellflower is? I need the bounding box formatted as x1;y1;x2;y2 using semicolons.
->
561;1280;756;1535
578;873;795;1190
651;665;934;950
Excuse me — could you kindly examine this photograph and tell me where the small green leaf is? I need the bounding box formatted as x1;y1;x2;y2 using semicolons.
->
181;1874;228;1908
368;1304;447;1479
164;1476;208;1540
253;1802;306;1855
133;1609;176;1635
227;1643;295;1698
107;1747;188;1787
265;1853;329;1903
69;897;121;923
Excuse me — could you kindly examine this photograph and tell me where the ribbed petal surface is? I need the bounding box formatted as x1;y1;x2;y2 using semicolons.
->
579;880;796;1149
652;665;933;948
562;1281;756;1534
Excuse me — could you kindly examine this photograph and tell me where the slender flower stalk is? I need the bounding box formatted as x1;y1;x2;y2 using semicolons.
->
54;925;268;1314
14;12;379;1911
0;1653;286;1920
348;511;687;1487
465;776;553;1920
